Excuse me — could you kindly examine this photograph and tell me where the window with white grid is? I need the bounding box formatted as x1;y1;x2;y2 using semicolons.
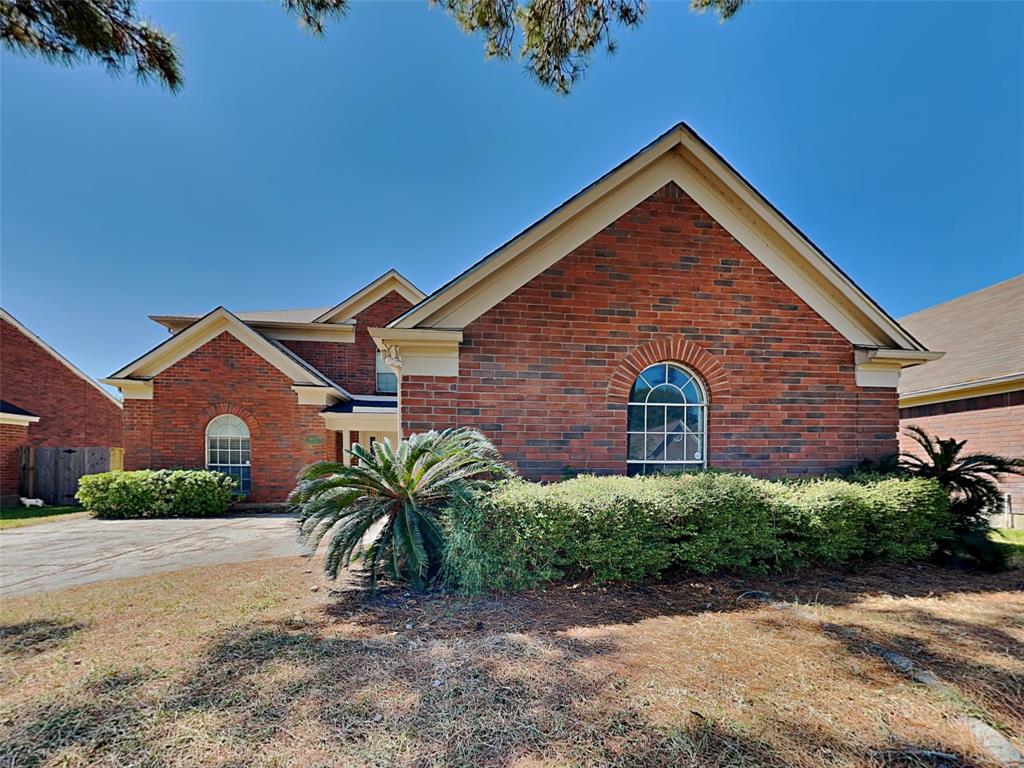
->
626;362;707;476
205;414;251;495
376;352;397;393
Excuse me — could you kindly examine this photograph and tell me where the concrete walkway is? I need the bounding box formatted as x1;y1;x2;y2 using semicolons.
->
0;513;304;597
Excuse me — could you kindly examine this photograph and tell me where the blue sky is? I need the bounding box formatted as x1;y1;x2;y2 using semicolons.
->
2;1;1022;384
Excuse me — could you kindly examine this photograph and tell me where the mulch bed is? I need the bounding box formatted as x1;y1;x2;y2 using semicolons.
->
323;563;1024;640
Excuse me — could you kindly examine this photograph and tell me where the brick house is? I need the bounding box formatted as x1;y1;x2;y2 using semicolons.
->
1;309;124;503
898;275;1023;528
106;124;939;502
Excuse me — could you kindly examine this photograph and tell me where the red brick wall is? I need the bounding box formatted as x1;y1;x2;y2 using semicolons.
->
401;182;898;481
282;291;412;394
123;332;337;503
1;318;123;447
900;391;1024;525
0;423;28;498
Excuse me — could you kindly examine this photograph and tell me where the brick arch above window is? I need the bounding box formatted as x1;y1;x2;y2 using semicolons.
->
196;403;262;435
607;338;730;405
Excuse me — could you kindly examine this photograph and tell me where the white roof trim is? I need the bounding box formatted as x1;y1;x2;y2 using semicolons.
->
1;308;123;409
0;412;41;426
108;307;348;396
389;124;925;353
902;370;1024;399
314;269;426;324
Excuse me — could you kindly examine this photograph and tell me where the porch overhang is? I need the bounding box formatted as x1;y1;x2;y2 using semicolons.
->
320;398;399;432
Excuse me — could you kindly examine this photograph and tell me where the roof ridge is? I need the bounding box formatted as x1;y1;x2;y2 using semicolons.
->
900;273;1024;322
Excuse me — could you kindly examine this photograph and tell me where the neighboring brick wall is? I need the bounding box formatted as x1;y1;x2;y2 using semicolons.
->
401;182;898;481
900;390;1024;526
123;332;337;503
0;423;28;499
1;318;122;447
282;291;412;394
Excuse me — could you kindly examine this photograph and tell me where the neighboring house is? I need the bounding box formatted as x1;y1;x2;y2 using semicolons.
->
1;309;124;503
106;123;939;503
898;275;1024;528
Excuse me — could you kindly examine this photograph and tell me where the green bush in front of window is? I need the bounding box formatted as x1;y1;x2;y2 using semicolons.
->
76;469;237;519
442;472;952;593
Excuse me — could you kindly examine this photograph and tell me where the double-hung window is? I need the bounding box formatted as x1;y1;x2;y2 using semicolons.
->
376;353;397;394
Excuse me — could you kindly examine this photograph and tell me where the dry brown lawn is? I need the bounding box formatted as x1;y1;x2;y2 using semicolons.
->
1;557;1021;767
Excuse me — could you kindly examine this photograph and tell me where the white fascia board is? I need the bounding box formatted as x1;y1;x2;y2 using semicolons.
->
314;270;426;324
0;412;41;426
110;308;329;387
389;125;924;354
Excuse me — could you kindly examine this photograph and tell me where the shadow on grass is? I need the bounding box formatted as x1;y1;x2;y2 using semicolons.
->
0;668;168;768
816;613;1024;737
1;617;796;767
2;561;1019;767
0;619;84;657
2;611;1003;767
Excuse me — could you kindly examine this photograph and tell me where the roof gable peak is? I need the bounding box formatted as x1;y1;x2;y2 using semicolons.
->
388;123;924;354
314;269;425;324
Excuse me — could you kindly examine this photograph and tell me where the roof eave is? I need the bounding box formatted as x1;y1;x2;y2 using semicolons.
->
387;122;924;353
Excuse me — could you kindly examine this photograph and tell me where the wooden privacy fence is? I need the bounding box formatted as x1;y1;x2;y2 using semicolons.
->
19;446;124;505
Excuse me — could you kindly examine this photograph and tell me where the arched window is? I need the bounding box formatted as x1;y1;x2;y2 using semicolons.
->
206;414;251;495
626;362;707;476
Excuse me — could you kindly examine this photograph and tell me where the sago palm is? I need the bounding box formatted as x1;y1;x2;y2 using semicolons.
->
290;428;512;590
901;425;1024;532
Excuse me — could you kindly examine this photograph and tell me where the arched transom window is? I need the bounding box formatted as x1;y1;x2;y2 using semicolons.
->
206;414;251;495
627;362;707;475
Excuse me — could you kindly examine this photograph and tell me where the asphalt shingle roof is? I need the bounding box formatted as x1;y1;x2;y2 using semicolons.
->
898;275;1024;395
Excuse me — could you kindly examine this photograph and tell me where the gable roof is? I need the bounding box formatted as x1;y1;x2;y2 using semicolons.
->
314;269;425;324
898;274;1024;399
1;308;123;409
388;123;925;354
148;271;422;334
107;307;350;398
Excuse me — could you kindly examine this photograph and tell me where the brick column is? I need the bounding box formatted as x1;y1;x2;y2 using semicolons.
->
0;423;28;500
122;399;154;470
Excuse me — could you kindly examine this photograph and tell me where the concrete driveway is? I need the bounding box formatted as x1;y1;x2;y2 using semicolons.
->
0;513;304;597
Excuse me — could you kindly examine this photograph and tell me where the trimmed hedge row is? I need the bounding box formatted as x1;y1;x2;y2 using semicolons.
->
443;472;951;593
76;469;236;519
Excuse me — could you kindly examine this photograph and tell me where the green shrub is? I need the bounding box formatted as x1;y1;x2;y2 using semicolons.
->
769;480;870;567
443;472;952;593
857;476;953;562
76;469;236;519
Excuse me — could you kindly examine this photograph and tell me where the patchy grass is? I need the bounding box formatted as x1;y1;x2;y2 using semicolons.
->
994;528;1024;569
1;558;1021;767
0;506;88;530
995;528;1024;545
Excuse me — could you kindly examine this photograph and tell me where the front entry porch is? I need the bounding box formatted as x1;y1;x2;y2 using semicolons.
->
321;399;399;465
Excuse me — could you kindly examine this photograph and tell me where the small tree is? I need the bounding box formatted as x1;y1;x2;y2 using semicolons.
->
290;428;512;590
900;425;1024;568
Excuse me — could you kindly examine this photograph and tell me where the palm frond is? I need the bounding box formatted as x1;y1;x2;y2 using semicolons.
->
899;425;1024;538
289;428;514;589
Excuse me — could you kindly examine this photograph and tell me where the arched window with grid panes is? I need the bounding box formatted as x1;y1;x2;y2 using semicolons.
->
626;362;707;475
205;414;251;495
